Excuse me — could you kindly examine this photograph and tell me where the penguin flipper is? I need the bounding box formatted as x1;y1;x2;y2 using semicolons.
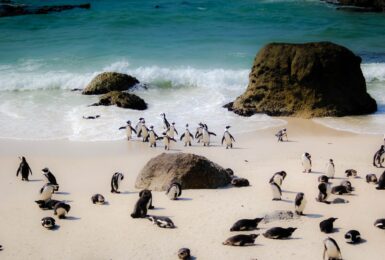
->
208;132;217;136
221;136;225;145
189;133;194;139
230;134;235;142
175;129;178;135
119;126;126;130
196;133;202;139
180;133;185;141
137;129;142;137
131;127;137;134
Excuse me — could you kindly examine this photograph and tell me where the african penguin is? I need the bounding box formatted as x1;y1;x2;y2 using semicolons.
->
229;218;263;231
178;248;191;260
222;234;258;246
275;128;287;142
376;171;385;190
83;115;100;119
138;120;149;142
180;124;194;146
221;126;235;149
54;202;71;219
165;182;182;200
301;152;312;173
195;123;204;143
119;120;137;140
331;185;352;195
325;159;335;179
91;194;105;205
231;178;250;187
158;132;177;150
147;215;175;228
16;156;32;181
263;227;297;239
320;218;338;233
111;172;124;193
318;175;329;183
374;219;385;229
269;171;287;187
139;189;154;209
39;184;54;202
270;182;282;201
317;182;331;204
148;126;159;147
345;169;357;178
366;173;378;184
41;217;56;229
42;167;59;191
166;122;178;139
345;230;361;244
196;124;216;146
35;199;61;210
160;113;170;130
323;237;342;260
135;118;144;137
294;192;307;215
131;193;151;218
340;180;354;191
373;145;385;168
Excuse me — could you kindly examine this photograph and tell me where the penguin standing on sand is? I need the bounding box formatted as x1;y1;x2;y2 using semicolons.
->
317;182;331;204
135;118;144;137
270;182;282;201
221;126;235;149
325;159;335;179
138;120;149;142
275;128;287;142
195;123;204;143
373;145;385;167
16;156;32;181
131;192;152;218
376;171;385;189
165;182;182;200
167;122;178;139
269;171;287;187
294;192;306;215
148;126;159;147
323;237;342;260
320;218;338;233
111;172;124;193
119;120;137;140
301;153;312;173
158;132;177;150
196;124;216;146
180;124;194;147
160;113;170;130
139;189;154;210
39;184;54;202
42;168;59;191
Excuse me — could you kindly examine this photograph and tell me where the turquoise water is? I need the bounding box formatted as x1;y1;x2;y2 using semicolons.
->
1;0;385;140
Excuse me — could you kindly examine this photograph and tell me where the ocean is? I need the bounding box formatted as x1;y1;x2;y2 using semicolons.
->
1;0;385;141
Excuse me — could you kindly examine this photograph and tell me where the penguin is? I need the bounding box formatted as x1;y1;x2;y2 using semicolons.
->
270;182;282;201
230;218;263;231
269;171;287;187
167;122;178;139
221;126;235;149
147;215;175;228
323;237;342;260
374;219;385;229
137;120;149;142
111;172;124;193
294;192;306;215
35;199;61;210
165;182;182;200
16;156;32;181
331;185;351;195
275;128;287;142
139;189;154;209
119;120;137;140
263;227;297;239
91;194;105;205
41;217;56;229
345;169;357;178
54;202;71;219
180;124;194;146
83;115;100;119
320;218;338;233
158;132;177;150
366;173;378;184
325;159;335;179
42;168;59;191
135;117;144;137
195;123;204;143
196;124;216;146
301;152;312;173
39;184;54;202
341;180;354;191
231;178;250;187
222;234;258;246
148;126;159;147
376;171;385;190
345;230;361;244
373;145;385;167
131;193;151;218
160;113;170;130
178;248;191;260
317;182;331;204
318;175;329;183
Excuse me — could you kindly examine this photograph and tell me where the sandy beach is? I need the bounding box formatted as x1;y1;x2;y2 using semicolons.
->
0;118;384;259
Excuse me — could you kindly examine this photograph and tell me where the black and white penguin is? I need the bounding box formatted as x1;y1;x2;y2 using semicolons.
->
83;115;100;120
196;124;216;146
165;182;182;200
178;248;191;260
41;217;56;229
39;184;54;202
42;168;59;191
139;189;154;209
138;120;149;142
331;185;352;195
294;192;307;215
374;218;385;229
167;122;178;139
111;172;124;193
221;126;235;149
35;199;61;210
230;218;263;231
91;194;105;205
340;180;354;191
376;171;385;190
157;132;177;150
131;193;151;218
119;120;137;140
318;175;329;183
195;123;204;143
323;237;342;260
180;124;194;146
147;215;175;228
275;128;287;142
325;159;335;179
270;182;282;201
222;234;258;246
160;113;171;130
16;156;32;181
148;126;159;147
231;178;250;187
320;218;338;233
269;171;287;187
263;227;297;239
373;145;385;168
317;182;331;204
54;202;71;219
345;230;361;244
345;169;358;178
135;117;144;137
366;173;378;184
301;152;312;173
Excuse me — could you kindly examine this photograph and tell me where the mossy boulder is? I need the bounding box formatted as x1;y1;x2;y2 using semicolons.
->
225;42;377;118
82;72;139;95
95;91;147;110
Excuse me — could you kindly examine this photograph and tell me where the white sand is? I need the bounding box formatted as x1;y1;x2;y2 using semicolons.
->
0;118;384;259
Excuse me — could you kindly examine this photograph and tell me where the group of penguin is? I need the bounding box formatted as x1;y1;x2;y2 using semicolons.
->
118;113;236;149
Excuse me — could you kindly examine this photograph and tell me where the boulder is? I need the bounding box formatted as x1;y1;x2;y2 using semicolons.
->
93;91;147;110
225;42;377;118
82;72;139;95
322;0;385;12
0;3;90;17
135;153;232;191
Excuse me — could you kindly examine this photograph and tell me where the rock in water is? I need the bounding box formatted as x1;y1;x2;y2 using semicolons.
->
135;153;232;191
82;72;139;95
225;42;377;118
93;91;147;110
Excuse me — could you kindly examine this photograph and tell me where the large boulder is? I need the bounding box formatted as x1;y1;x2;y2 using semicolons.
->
135;153;232;191
0;2;91;17
82;72;139;95
322;0;385;12
93;91;147;110
225;42;377;118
